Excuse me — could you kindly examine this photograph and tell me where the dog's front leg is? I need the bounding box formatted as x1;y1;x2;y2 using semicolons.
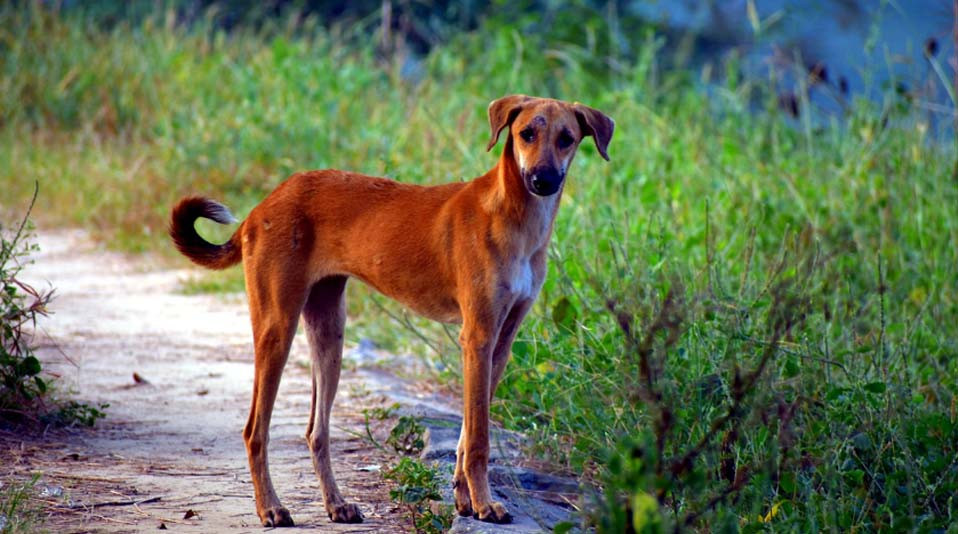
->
457;317;512;523
454;301;528;520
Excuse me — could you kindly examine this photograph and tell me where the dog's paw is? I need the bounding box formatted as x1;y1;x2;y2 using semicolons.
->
453;479;473;517
455;499;474;517
328;502;363;523
260;506;294;527
474;501;512;524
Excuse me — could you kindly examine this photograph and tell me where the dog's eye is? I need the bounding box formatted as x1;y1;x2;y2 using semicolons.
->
519;128;535;143
557;131;574;149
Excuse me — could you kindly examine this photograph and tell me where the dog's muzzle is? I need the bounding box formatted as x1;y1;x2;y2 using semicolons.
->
524;167;564;197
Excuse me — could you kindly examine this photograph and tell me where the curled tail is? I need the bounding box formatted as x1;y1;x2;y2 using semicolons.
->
169;197;242;270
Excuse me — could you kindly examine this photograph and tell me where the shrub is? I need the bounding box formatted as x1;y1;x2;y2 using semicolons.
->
0;185;106;427
384;457;453;534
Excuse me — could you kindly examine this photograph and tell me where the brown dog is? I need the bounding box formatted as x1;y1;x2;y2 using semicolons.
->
169;95;613;526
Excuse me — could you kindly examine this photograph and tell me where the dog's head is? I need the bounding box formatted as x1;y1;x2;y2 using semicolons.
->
486;95;614;197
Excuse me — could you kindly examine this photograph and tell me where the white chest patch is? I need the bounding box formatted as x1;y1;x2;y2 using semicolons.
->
511;259;535;297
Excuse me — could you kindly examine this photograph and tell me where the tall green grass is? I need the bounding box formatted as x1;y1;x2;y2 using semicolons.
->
2;4;957;530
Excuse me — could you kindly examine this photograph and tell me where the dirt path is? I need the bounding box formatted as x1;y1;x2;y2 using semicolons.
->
2;230;452;533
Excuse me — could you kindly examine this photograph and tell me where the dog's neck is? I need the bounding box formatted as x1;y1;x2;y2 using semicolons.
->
479;137;561;252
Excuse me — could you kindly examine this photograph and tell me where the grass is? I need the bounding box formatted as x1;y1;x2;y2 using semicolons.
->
0;474;44;534
2;3;957;531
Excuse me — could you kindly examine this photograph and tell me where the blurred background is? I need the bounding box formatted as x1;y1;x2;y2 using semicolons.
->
3;0;955;244
51;0;958;122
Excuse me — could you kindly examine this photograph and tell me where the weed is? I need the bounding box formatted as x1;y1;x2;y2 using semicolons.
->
0;474;43;534
384;457;454;534
358;405;454;533
366;402;401;421
41;399;109;428
387;415;426;456
0;188;51;424
587;282;807;531
0;185;107;428
357;402;400;451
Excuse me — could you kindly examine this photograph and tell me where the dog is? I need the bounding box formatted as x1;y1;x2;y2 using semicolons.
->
169;95;613;526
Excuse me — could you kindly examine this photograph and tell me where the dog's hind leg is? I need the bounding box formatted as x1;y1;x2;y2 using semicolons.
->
243;270;306;528
302;276;363;523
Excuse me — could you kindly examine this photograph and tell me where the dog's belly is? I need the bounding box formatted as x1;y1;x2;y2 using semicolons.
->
350;271;462;324
400;295;462;324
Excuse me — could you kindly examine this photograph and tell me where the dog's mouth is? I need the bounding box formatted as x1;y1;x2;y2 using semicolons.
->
523;168;564;197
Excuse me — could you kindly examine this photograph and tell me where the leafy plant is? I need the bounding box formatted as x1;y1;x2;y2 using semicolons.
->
43;399;108;428
358;406;454;532
362;410;454;534
0;185;107;427
384;457;454;534
387;415;426;456
587;282;806;532
0;187;54;424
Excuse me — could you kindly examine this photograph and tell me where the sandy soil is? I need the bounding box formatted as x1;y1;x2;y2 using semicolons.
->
1;230;456;533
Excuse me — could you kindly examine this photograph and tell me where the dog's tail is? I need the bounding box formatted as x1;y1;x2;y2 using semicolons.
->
169;197;243;270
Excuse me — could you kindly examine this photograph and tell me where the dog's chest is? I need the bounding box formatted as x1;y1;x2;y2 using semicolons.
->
500;199;556;299
511;259;535;297
502;255;541;301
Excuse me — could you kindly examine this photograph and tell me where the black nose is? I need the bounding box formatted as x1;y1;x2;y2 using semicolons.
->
527;167;563;196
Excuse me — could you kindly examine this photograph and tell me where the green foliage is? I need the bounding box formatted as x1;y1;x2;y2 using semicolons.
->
43;399;109;428
0;187;107;428
1;3;957;530
502;208;958;531
361;407;453;532
176;270;246;295
0;189;53;423
384;457;454;534
0;474;44;534
387;415;427;456
365;402;401;421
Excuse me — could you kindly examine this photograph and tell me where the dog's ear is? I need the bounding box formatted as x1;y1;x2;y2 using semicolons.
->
487;95;531;152
573;103;615;161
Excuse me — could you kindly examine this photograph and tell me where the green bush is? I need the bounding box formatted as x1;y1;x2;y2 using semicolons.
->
0;187;107;428
0;189;53;423
387;415;427;456
384;457;454;534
